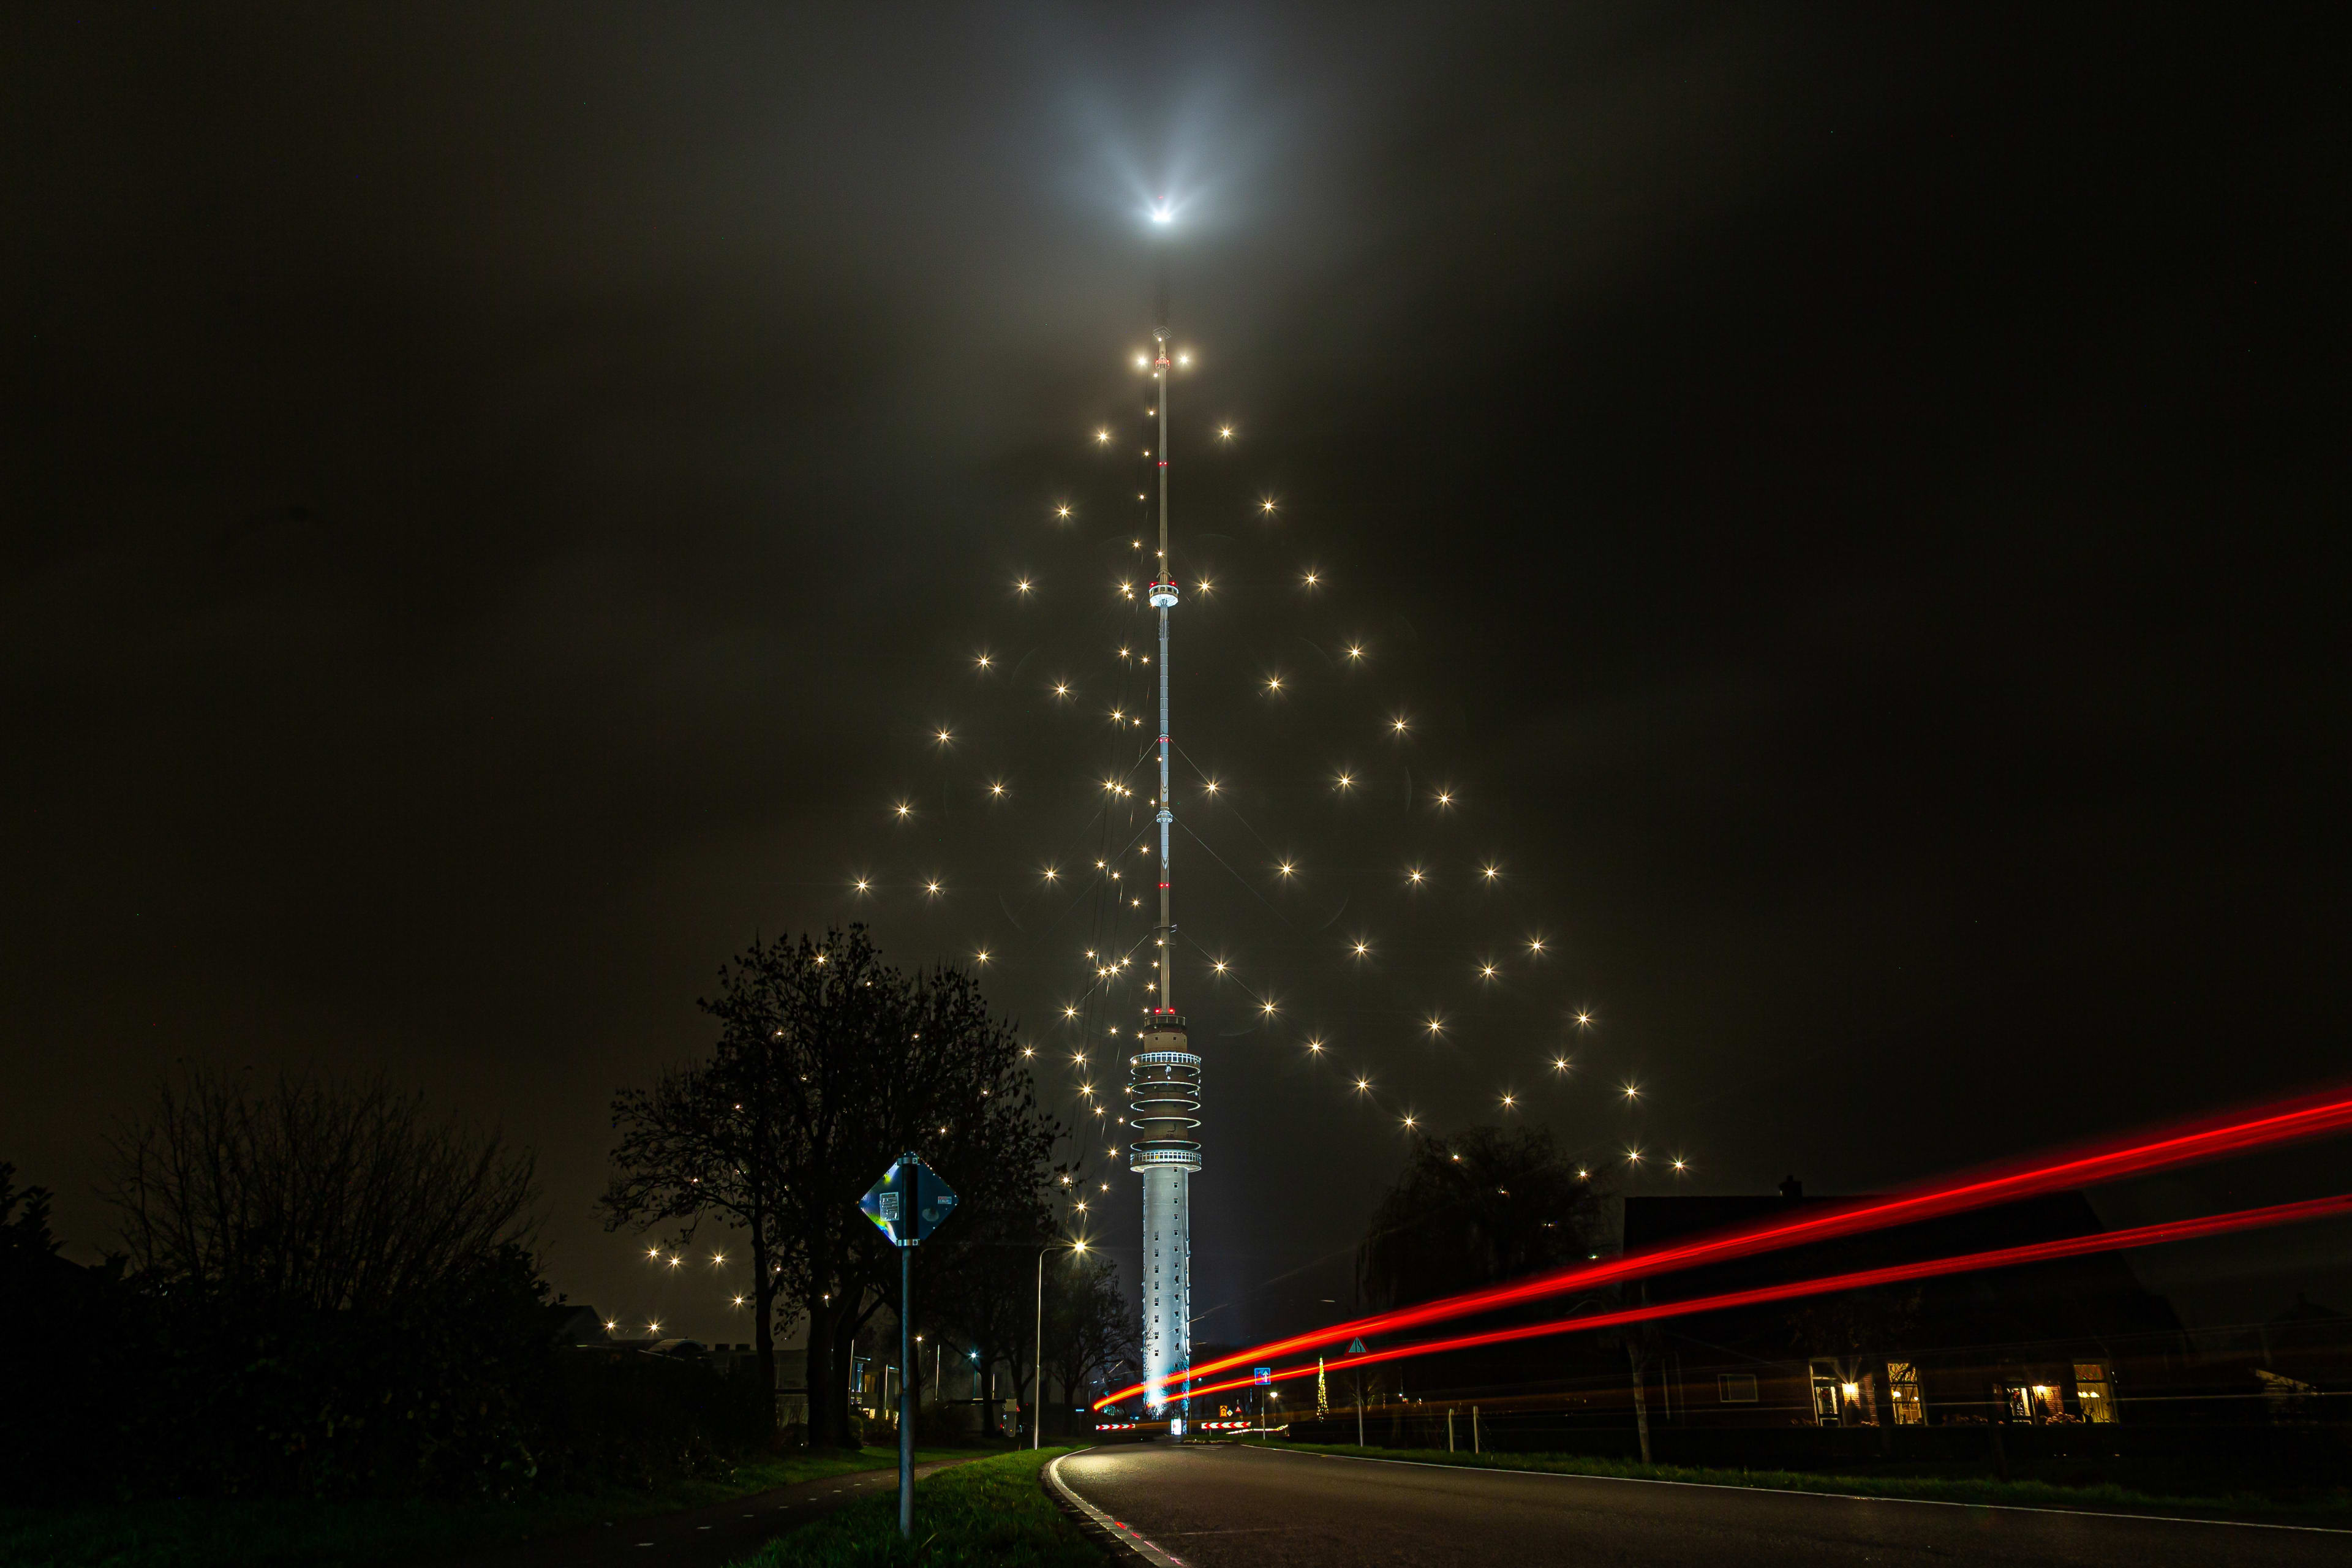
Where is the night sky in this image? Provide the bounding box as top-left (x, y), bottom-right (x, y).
top-left (6, 6), bottom-right (2347, 1348)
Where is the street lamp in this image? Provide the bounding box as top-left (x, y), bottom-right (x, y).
top-left (1033, 1237), bottom-right (1090, 1449)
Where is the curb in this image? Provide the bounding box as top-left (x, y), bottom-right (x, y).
top-left (1041, 1448), bottom-right (1186, 1567)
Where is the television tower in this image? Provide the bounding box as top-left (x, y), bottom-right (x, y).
top-left (1129, 305), bottom-right (1200, 1419)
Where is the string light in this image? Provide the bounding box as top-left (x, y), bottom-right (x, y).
top-left (1346, 644), bottom-right (1365, 660)
top-left (1017, 579), bottom-right (1034, 594)
top-left (1552, 1057), bottom-right (1572, 1073)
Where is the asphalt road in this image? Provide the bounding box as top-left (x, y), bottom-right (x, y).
top-left (1050, 1443), bottom-right (2347, 1568)
top-left (421, 1456), bottom-right (974, 1568)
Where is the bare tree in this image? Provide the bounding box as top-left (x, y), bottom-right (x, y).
top-left (602, 1055), bottom-right (788, 1437)
top-left (104, 1069), bottom-right (537, 1310)
top-left (1043, 1251), bottom-right (1135, 1436)
top-left (1358, 1125), bottom-right (1605, 1311)
top-left (607, 927), bottom-right (1066, 1450)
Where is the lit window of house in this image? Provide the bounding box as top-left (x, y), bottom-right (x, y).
top-left (1887, 1360), bottom-right (1924, 1425)
top-left (2073, 1361), bottom-right (2117, 1423)
top-left (1809, 1361), bottom-right (1844, 1425)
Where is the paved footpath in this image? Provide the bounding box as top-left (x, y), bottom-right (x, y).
top-left (1053, 1442), bottom-right (2350, 1568)
top-left (421, 1457), bottom-right (979, 1568)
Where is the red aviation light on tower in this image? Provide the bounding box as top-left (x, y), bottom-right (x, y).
top-left (1094, 1084), bottom-right (2352, 1409)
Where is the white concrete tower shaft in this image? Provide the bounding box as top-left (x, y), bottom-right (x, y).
top-left (1133, 327), bottom-right (1197, 1418)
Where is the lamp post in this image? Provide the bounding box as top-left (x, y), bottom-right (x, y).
top-left (1033, 1237), bottom-right (1089, 1449)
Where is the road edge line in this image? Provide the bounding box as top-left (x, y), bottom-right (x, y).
top-left (1044, 1447), bottom-right (1189, 1567)
top-left (1245, 1443), bottom-right (2352, 1536)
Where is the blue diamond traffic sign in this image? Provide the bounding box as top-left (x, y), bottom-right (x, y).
top-left (861, 1153), bottom-right (958, 1247)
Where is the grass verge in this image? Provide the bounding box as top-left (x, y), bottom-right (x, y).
top-left (0, 1447), bottom-right (989, 1568)
top-left (727, 1447), bottom-right (1105, 1568)
top-left (1239, 1437), bottom-right (2352, 1523)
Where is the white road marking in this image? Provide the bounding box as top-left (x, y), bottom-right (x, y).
top-left (1263, 1446), bottom-right (2351, 1536)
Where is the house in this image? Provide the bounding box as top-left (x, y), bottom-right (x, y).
top-left (1613, 1182), bottom-right (2187, 1430)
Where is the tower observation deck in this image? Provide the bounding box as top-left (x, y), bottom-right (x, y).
top-left (1128, 1023), bottom-right (1200, 1411)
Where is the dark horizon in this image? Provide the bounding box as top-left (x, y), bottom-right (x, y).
top-left (6, 4), bottom-right (2347, 1351)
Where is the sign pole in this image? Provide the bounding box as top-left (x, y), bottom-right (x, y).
top-left (898, 1240), bottom-right (913, 1537)
top-left (860, 1151), bottom-right (956, 1544)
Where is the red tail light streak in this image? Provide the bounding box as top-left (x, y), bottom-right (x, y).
top-left (1164, 1191), bottom-right (2352, 1409)
top-left (1097, 1087), bottom-right (2352, 1409)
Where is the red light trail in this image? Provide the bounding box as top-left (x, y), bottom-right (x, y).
top-left (1097, 1086), bottom-right (2352, 1408)
top-left (1165, 1191), bottom-right (2352, 1408)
